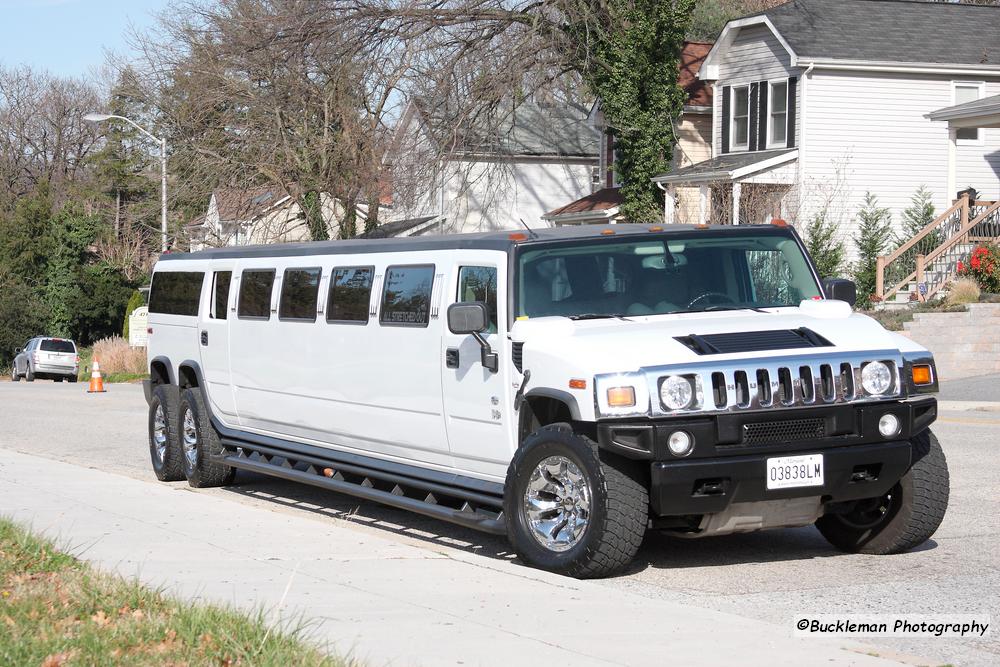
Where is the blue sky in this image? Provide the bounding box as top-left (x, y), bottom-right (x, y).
top-left (0, 0), bottom-right (169, 78)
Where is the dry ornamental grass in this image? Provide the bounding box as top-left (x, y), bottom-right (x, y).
top-left (90, 337), bottom-right (147, 376)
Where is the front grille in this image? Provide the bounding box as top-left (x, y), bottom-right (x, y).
top-left (512, 342), bottom-right (524, 372)
top-left (743, 418), bottom-right (826, 445)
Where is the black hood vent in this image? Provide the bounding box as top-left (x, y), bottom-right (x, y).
top-left (675, 328), bottom-right (834, 356)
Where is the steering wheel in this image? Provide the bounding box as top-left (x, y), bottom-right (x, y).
top-left (686, 291), bottom-right (737, 310)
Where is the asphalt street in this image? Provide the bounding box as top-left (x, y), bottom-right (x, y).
top-left (1, 381), bottom-right (997, 666)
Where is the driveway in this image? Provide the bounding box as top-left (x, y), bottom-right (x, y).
top-left (1, 382), bottom-right (996, 666)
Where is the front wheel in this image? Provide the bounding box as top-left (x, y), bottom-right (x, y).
top-left (503, 425), bottom-right (648, 578)
top-left (816, 429), bottom-right (949, 554)
top-left (179, 388), bottom-right (235, 488)
top-left (11, 365), bottom-right (19, 382)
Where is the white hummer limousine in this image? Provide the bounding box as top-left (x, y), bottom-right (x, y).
top-left (144, 224), bottom-right (948, 578)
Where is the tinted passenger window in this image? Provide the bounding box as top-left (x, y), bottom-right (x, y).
top-left (238, 270), bottom-right (275, 319)
top-left (149, 271), bottom-right (204, 316)
top-left (279, 268), bottom-right (321, 321)
top-left (457, 266), bottom-right (498, 334)
top-left (211, 271), bottom-right (231, 320)
top-left (380, 265), bottom-right (434, 327)
top-left (327, 266), bottom-right (373, 323)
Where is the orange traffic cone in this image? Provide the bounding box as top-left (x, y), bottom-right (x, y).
top-left (87, 358), bottom-right (106, 393)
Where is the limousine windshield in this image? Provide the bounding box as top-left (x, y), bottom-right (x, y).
top-left (516, 229), bottom-right (823, 319)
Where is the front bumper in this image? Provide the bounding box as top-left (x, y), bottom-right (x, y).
top-left (595, 396), bottom-right (936, 517)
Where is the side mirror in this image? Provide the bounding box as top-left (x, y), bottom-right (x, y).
top-left (447, 302), bottom-right (488, 335)
top-left (446, 302), bottom-right (498, 373)
top-left (823, 278), bottom-right (857, 307)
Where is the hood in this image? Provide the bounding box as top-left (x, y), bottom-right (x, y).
top-left (510, 301), bottom-right (922, 376)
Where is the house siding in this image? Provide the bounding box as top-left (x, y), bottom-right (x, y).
top-left (800, 70), bottom-right (1000, 255)
top-left (713, 24), bottom-right (801, 156)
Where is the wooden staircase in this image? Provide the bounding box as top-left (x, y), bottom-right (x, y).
top-left (876, 195), bottom-right (1000, 305)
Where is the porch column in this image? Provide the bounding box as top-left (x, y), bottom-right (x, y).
top-left (698, 184), bottom-right (709, 225)
top-left (731, 181), bottom-right (742, 226)
top-left (947, 127), bottom-right (957, 200)
top-left (664, 184), bottom-right (676, 225)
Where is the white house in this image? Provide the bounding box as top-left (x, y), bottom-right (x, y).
top-left (652, 0), bottom-right (1000, 246)
top-left (388, 100), bottom-right (600, 233)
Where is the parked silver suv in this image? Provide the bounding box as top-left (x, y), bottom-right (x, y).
top-left (11, 337), bottom-right (79, 383)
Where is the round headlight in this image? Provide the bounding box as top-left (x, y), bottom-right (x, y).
top-left (660, 375), bottom-right (694, 410)
top-left (667, 431), bottom-right (694, 457)
top-left (878, 413), bottom-right (900, 437)
top-left (861, 361), bottom-right (892, 395)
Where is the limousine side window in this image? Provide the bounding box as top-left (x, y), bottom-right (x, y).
top-left (380, 265), bottom-right (434, 327)
top-left (210, 271), bottom-right (231, 320)
top-left (457, 266), bottom-right (498, 334)
top-left (279, 267), bottom-right (321, 321)
top-left (238, 269), bottom-right (275, 320)
top-left (149, 271), bottom-right (204, 317)
top-left (327, 266), bottom-right (373, 324)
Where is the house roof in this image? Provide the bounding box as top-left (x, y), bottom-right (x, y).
top-left (652, 148), bottom-right (797, 184)
top-left (543, 188), bottom-right (623, 221)
top-left (680, 42), bottom-right (713, 108)
top-left (410, 99), bottom-right (600, 158)
top-left (756, 0), bottom-right (1000, 67)
top-left (212, 186), bottom-right (291, 222)
top-left (928, 93), bottom-right (1000, 128)
top-left (357, 215), bottom-right (439, 239)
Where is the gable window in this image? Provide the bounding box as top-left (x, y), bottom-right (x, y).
top-left (767, 80), bottom-right (788, 148)
top-left (953, 82), bottom-right (985, 143)
top-left (731, 85), bottom-right (750, 150)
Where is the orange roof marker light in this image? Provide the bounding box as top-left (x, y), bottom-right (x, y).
top-left (648, 226), bottom-right (663, 232)
top-left (508, 232), bottom-right (528, 241)
top-left (771, 218), bottom-right (788, 227)
top-left (601, 229), bottom-right (616, 236)
top-left (568, 378), bottom-right (588, 390)
top-left (694, 223), bottom-right (710, 230)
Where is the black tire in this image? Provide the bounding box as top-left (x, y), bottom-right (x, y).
top-left (148, 384), bottom-right (184, 482)
top-left (504, 424), bottom-right (648, 579)
top-left (179, 387), bottom-right (235, 488)
top-left (816, 429), bottom-right (949, 554)
top-left (25, 365), bottom-right (35, 382)
top-left (11, 365), bottom-right (20, 382)
top-left (55, 376), bottom-right (63, 383)
top-left (68, 375), bottom-right (78, 383)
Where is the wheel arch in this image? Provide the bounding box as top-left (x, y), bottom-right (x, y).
top-left (518, 389), bottom-right (582, 445)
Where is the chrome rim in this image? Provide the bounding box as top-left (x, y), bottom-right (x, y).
top-left (182, 408), bottom-right (198, 469)
top-left (152, 405), bottom-right (167, 461)
top-left (522, 455), bottom-right (592, 552)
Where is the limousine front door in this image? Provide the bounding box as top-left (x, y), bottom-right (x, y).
top-left (441, 263), bottom-right (512, 479)
top-left (198, 266), bottom-right (238, 421)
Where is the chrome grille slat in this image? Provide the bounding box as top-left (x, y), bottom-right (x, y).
top-left (638, 350), bottom-right (904, 417)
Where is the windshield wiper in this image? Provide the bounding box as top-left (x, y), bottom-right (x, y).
top-left (700, 305), bottom-right (768, 313)
top-left (568, 313), bottom-right (631, 321)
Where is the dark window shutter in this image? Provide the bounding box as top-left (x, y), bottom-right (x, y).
top-left (758, 82), bottom-right (769, 149)
top-left (787, 76), bottom-right (798, 148)
top-left (748, 82), bottom-right (759, 151)
top-left (721, 86), bottom-right (731, 154)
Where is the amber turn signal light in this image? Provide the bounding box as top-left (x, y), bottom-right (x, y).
top-left (568, 378), bottom-right (588, 390)
top-left (911, 364), bottom-right (933, 386)
top-left (606, 386), bottom-right (636, 408)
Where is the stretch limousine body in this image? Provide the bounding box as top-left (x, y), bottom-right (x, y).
top-left (144, 224), bottom-right (949, 577)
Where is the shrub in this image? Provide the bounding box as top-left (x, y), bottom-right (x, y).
top-left (91, 336), bottom-right (147, 375)
top-left (122, 290), bottom-right (145, 339)
top-left (945, 278), bottom-right (981, 306)
top-left (957, 244), bottom-right (1000, 293)
top-left (804, 210), bottom-right (845, 279)
top-left (852, 193), bottom-right (894, 309)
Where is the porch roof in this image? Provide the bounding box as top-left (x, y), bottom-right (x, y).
top-left (652, 148), bottom-right (797, 185)
top-left (927, 93), bottom-right (1000, 129)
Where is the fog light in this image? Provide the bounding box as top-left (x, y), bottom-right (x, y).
top-left (878, 413), bottom-right (900, 438)
top-left (660, 375), bottom-right (694, 410)
top-left (667, 431), bottom-right (693, 457)
top-left (862, 361), bottom-right (892, 395)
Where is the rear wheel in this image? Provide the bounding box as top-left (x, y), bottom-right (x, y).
top-left (816, 429), bottom-right (948, 554)
top-left (68, 375), bottom-right (78, 383)
top-left (55, 377), bottom-right (63, 383)
top-left (25, 365), bottom-right (34, 382)
top-left (148, 384), bottom-right (184, 481)
top-left (504, 424), bottom-right (648, 578)
top-left (179, 387), bottom-right (235, 488)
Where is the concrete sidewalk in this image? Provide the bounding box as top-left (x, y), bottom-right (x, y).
top-left (0, 450), bottom-right (906, 667)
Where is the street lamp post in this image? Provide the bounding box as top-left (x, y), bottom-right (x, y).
top-left (84, 112), bottom-right (169, 253)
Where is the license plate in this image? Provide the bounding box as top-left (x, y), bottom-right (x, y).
top-left (766, 454), bottom-right (824, 490)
